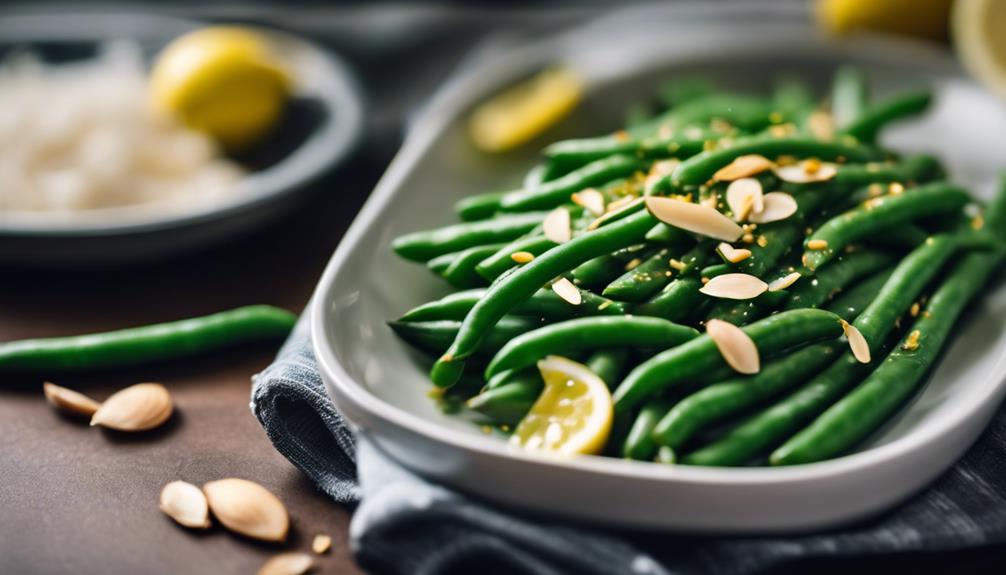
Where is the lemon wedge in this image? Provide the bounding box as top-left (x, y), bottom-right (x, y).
top-left (953, 0), bottom-right (1006, 99)
top-left (149, 26), bottom-right (290, 151)
top-left (816, 0), bottom-right (951, 41)
top-left (468, 67), bottom-right (582, 153)
top-left (510, 355), bottom-right (612, 456)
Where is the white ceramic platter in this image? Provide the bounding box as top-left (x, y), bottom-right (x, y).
top-left (313, 4), bottom-right (1006, 532)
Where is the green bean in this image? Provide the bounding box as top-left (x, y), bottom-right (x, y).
top-left (868, 225), bottom-right (929, 249)
top-left (393, 211), bottom-right (547, 262)
top-left (634, 278), bottom-right (706, 322)
top-left (803, 184), bottom-right (970, 270)
top-left (571, 243), bottom-right (649, 288)
top-left (585, 349), bottom-right (630, 388)
top-left (544, 133), bottom-right (706, 170)
top-left (603, 248), bottom-right (674, 302)
top-left (833, 154), bottom-right (943, 190)
top-left (681, 270), bottom-right (894, 466)
top-left (644, 223), bottom-right (692, 244)
top-left (485, 316), bottom-right (699, 379)
top-left (655, 274), bottom-right (879, 451)
top-left (613, 309), bottom-right (846, 411)
top-left (0, 305), bottom-right (296, 373)
top-left (784, 250), bottom-right (894, 310)
top-left (831, 66), bottom-right (869, 128)
top-left (772, 76), bottom-right (815, 126)
top-left (671, 135), bottom-right (883, 187)
top-left (467, 376), bottom-right (542, 424)
top-left (389, 316), bottom-right (542, 357)
top-left (840, 90), bottom-right (932, 142)
top-left (441, 243), bottom-right (505, 288)
top-left (430, 210), bottom-right (656, 387)
top-left (772, 249), bottom-right (998, 465)
top-left (426, 252), bottom-right (456, 275)
top-left (623, 398), bottom-right (675, 460)
top-left (498, 155), bottom-right (642, 212)
top-left (476, 234), bottom-right (555, 280)
top-left (455, 191), bottom-right (506, 222)
top-left (704, 289), bottom-right (792, 326)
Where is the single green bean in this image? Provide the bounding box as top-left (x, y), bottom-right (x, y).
top-left (585, 349), bottom-right (630, 388)
top-left (613, 309), bottom-right (846, 411)
top-left (393, 211), bottom-right (547, 262)
top-left (498, 155), bottom-right (642, 212)
top-left (441, 243), bottom-right (505, 288)
top-left (603, 248), bottom-right (674, 302)
top-left (389, 316), bottom-right (542, 357)
top-left (840, 91), bottom-right (932, 143)
top-left (803, 183), bottom-right (970, 270)
top-left (623, 398), bottom-right (675, 460)
top-left (0, 305), bottom-right (296, 372)
top-left (455, 191), bottom-right (506, 222)
top-left (485, 316), bottom-right (699, 379)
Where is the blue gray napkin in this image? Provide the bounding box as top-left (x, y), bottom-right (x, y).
top-left (251, 312), bottom-right (1006, 575)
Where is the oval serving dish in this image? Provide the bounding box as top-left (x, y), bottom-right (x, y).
top-left (313, 5), bottom-right (1006, 532)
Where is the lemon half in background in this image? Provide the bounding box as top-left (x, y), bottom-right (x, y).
top-left (149, 26), bottom-right (291, 151)
top-left (953, 0), bottom-right (1006, 100)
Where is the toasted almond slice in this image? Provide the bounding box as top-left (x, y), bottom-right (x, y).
top-left (747, 192), bottom-right (798, 224)
top-left (510, 251), bottom-right (534, 264)
top-left (551, 277), bottom-right (582, 305)
top-left (542, 207), bottom-right (571, 243)
top-left (90, 383), bottom-right (172, 432)
top-left (43, 382), bottom-right (101, 418)
top-left (768, 271), bottom-right (801, 292)
top-left (204, 478), bottom-right (289, 543)
top-left (668, 258), bottom-right (686, 271)
top-left (644, 196), bottom-right (743, 242)
top-left (807, 239), bottom-right (829, 250)
top-left (699, 273), bottom-right (768, 300)
top-left (725, 178), bottom-right (763, 221)
top-left (605, 195), bottom-right (636, 213)
top-left (773, 160), bottom-right (838, 184)
top-left (716, 243), bottom-right (752, 264)
top-left (257, 553), bottom-right (314, 575)
top-left (842, 320), bottom-right (871, 363)
top-left (807, 110), bottom-right (835, 140)
top-left (312, 534), bottom-right (333, 555)
top-left (572, 188), bottom-right (605, 216)
top-left (706, 319), bottom-right (760, 374)
top-left (160, 481), bottom-right (211, 529)
top-left (713, 154), bottom-right (775, 181)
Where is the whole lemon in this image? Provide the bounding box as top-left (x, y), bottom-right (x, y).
top-left (149, 26), bottom-right (290, 151)
top-left (817, 0), bottom-right (953, 41)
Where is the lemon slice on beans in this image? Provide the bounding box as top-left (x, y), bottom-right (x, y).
top-left (510, 355), bottom-right (612, 456)
top-left (149, 26), bottom-right (290, 151)
top-left (468, 67), bottom-right (582, 153)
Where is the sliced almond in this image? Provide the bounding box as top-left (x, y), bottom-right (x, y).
top-left (773, 160), bottom-right (838, 184)
top-left (748, 192), bottom-right (798, 224)
top-left (257, 553), bottom-right (314, 575)
top-left (644, 196), bottom-right (743, 242)
top-left (43, 382), bottom-right (101, 418)
top-left (203, 478), bottom-right (289, 543)
top-left (90, 383), bottom-right (172, 432)
top-left (551, 277), bottom-right (582, 305)
top-left (572, 189), bottom-right (605, 216)
top-left (712, 154), bottom-right (775, 182)
top-left (160, 481), bottom-right (211, 529)
top-left (725, 178), bottom-right (764, 221)
top-left (312, 534), bottom-right (333, 555)
top-left (699, 273), bottom-right (768, 300)
top-left (768, 271), bottom-right (801, 292)
top-left (542, 207), bottom-right (571, 243)
top-left (841, 320), bottom-right (871, 363)
top-left (716, 243), bottom-right (752, 264)
top-left (706, 319), bottom-right (760, 374)
top-left (807, 239), bottom-right (829, 251)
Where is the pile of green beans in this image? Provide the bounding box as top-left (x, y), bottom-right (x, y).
top-left (389, 69), bottom-right (1006, 466)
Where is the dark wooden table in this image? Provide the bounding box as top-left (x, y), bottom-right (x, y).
top-left (0, 152), bottom-right (385, 574)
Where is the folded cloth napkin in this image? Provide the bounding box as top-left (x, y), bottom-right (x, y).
top-left (252, 312), bottom-right (1006, 575)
